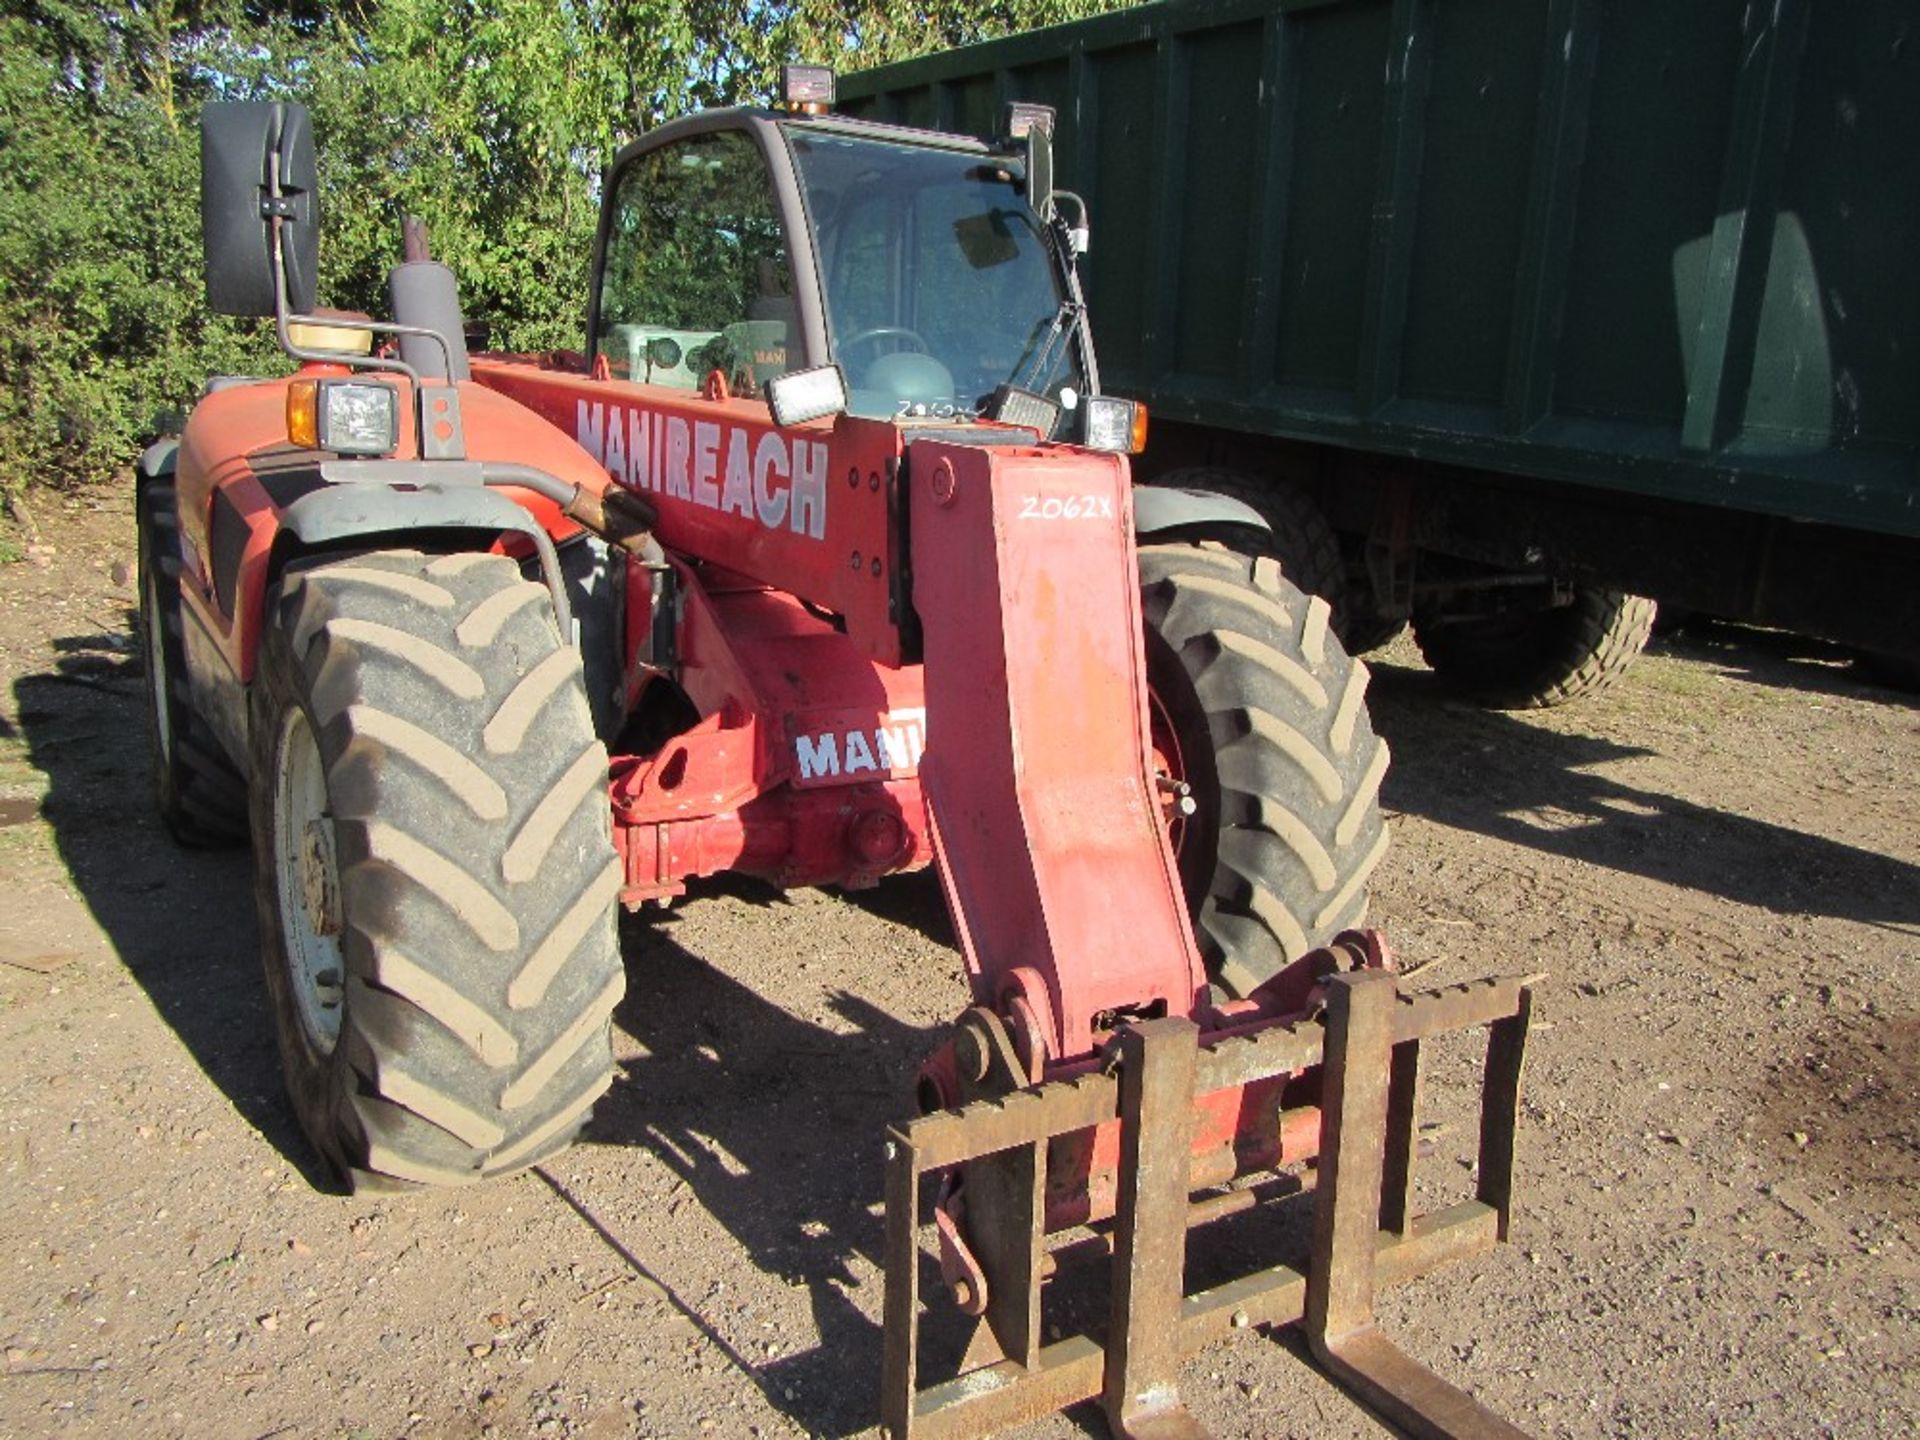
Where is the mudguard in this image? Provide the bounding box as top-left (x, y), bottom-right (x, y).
top-left (280, 472), bottom-right (554, 551)
top-left (137, 436), bottom-right (179, 485)
top-left (1131, 484), bottom-right (1270, 538)
top-left (278, 476), bottom-right (572, 634)
top-left (182, 473), bottom-right (577, 774)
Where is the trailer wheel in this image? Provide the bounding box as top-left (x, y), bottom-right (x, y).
top-left (1412, 588), bottom-right (1656, 709)
top-left (137, 481), bottom-right (248, 845)
top-left (1340, 613), bottom-right (1409, 656)
top-left (1140, 543), bottom-right (1390, 998)
top-left (1151, 467), bottom-right (1346, 623)
top-left (250, 550), bottom-right (625, 1191)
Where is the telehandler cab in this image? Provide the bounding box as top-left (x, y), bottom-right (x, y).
top-left (141, 70), bottom-right (1539, 1438)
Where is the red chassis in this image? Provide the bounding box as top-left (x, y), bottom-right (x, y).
top-left (160, 323), bottom-right (1533, 1440)
top-left (478, 354), bottom-right (1203, 1069)
top-left (154, 347), bottom-right (1195, 1062)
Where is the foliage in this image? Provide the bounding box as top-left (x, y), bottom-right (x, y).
top-left (296, 0), bottom-right (629, 353)
top-left (777, 1), bottom-right (1125, 71)
top-left (0, 5), bottom-right (281, 497)
top-left (0, 0), bottom-right (1132, 496)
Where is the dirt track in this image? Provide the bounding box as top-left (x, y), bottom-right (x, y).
top-left (0, 488), bottom-right (1914, 1439)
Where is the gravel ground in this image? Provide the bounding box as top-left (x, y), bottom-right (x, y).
top-left (0, 487), bottom-right (1913, 1439)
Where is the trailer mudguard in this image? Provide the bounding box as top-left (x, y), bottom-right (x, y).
top-left (1131, 484), bottom-right (1270, 538)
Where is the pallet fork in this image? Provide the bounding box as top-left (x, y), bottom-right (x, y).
top-left (882, 968), bottom-right (1535, 1438)
top-left (885, 441), bottom-right (1537, 1437)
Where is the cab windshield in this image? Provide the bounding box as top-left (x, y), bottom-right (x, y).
top-left (785, 129), bottom-right (1084, 424)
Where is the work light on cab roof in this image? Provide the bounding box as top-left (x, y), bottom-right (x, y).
top-left (780, 63), bottom-right (834, 113)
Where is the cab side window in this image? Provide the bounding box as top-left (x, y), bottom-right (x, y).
top-left (596, 131), bottom-right (797, 394)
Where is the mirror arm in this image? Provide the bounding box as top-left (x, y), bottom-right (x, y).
top-left (1010, 112), bottom-right (1100, 399)
top-left (263, 147), bottom-right (465, 462)
top-left (1047, 212), bottom-right (1102, 397)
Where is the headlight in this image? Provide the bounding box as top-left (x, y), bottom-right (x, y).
top-left (1081, 395), bottom-right (1147, 455)
top-left (987, 384), bottom-right (1062, 437)
top-left (287, 378), bottom-right (400, 456)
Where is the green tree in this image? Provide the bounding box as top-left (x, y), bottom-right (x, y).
top-left (296, 0), bottom-right (630, 350)
top-left (0, 3), bottom-right (280, 498)
top-left (0, 0), bottom-right (1134, 507)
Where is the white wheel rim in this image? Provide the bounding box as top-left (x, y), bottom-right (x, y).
top-left (142, 567), bottom-right (174, 760)
top-left (272, 708), bottom-right (344, 1054)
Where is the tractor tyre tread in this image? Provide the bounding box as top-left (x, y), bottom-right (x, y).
top-left (1140, 543), bottom-right (1390, 998)
top-left (251, 551), bottom-right (624, 1192)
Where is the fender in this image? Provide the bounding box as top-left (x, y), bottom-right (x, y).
top-left (137, 436), bottom-right (179, 486)
top-left (182, 470), bottom-right (576, 783)
top-left (278, 471), bottom-right (571, 632)
top-left (1130, 484), bottom-right (1271, 538)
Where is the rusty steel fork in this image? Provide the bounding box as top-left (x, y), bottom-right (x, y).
top-left (1306, 970), bottom-right (1533, 1440)
top-left (880, 970), bottom-right (1538, 1440)
top-left (1103, 1019), bottom-right (1205, 1438)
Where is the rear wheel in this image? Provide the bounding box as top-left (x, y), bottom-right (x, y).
top-left (1412, 588), bottom-right (1656, 709)
top-left (1139, 543), bottom-right (1391, 997)
top-left (250, 550), bottom-right (625, 1190)
top-left (137, 480), bottom-right (247, 845)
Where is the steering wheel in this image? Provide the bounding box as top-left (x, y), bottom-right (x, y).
top-left (837, 327), bottom-right (931, 365)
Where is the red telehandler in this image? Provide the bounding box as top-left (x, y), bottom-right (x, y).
top-left (142, 74), bottom-right (1538, 1438)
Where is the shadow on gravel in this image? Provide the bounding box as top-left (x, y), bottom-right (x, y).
top-left (10, 635), bottom-right (318, 1183)
top-left (549, 903), bottom-right (1089, 1438)
top-left (838, 865), bottom-right (955, 944)
top-left (1659, 618), bottom-right (1918, 702)
top-left (1367, 658), bottom-right (1920, 929)
top-left (681, 851), bottom-right (960, 949)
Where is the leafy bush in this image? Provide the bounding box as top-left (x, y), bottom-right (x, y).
top-left (0, 12), bottom-right (282, 500)
top-left (0, 0), bottom-right (1129, 499)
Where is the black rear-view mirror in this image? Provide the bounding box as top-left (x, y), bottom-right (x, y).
top-left (201, 101), bottom-right (319, 316)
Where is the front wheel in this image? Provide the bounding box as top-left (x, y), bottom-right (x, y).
top-left (1149, 466), bottom-right (1346, 624)
top-left (1140, 543), bottom-right (1391, 997)
top-left (251, 550), bottom-right (625, 1190)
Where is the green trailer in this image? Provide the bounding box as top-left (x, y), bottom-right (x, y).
top-left (842, 0), bottom-right (1919, 701)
